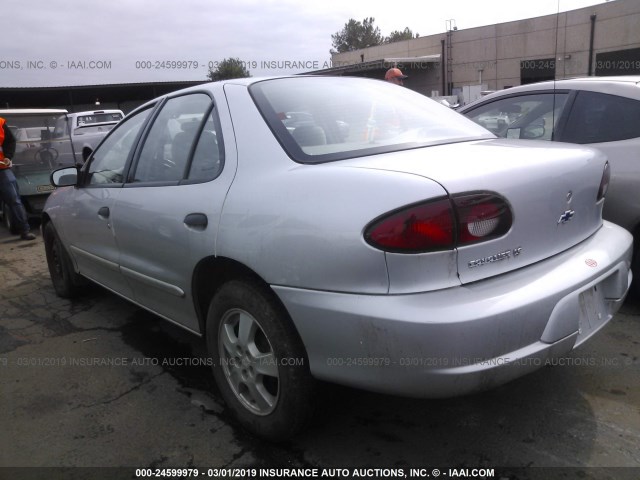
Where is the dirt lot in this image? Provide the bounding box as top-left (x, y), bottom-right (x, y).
top-left (1, 227), bottom-right (639, 479)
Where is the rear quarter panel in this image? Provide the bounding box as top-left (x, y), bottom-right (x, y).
top-left (218, 84), bottom-right (454, 294)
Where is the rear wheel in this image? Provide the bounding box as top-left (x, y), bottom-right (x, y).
top-left (206, 280), bottom-right (316, 441)
top-left (43, 222), bottom-right (84, 298)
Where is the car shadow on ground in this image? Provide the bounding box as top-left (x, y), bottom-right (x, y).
top-left (114, 291), bottom-right (634, 470)
top-left (2, 244), bottom-right (637, 471)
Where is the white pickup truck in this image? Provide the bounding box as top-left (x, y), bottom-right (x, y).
top-left (67, 109), bottom-right (124, 162)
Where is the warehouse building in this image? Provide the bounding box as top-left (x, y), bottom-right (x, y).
top-left (312, 0), bottom-right (640, 105)
top-left (0, 81), bottom-right (204, 114)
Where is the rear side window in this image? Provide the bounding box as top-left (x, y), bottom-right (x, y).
top-left (562, 91), bottom-right (640, 144)
top-left (188, 113), bottom-right (224, 181)
top-left (464, 93), bottom-right (568, 140)
top-left (132, 93), bottom-right (211, 183)
top-left (76, 112), bottom-right (123, 126)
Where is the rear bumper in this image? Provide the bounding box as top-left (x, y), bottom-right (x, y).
top-left (274, 221), bottom-right (633, 398)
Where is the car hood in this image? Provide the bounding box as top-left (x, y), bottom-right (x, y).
top-left (338, 138), bottom-right (606, 285)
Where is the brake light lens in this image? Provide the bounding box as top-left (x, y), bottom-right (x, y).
top-left (365, 199), bottom-right (454, 252)
top-left (454, 194), bottom-right (512, 245)
top-left (597, 161), bottom-right (610, 202)
top-left (365, 193), bottom-right (512, 253)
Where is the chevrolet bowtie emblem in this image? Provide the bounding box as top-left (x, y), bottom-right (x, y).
top-left (558, 209), bottom-right (575, 224)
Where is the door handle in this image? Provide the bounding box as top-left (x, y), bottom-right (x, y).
top-left (98, 206), bottom-right (110, 218)
top-left (184, 213), bottom-right (208, 230)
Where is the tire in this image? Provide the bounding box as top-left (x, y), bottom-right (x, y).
top-left (206, 280), bottom-right (316, 441)
top-left (43, 222), bottom-right (84, 298)
top-left (2, 202), bottom-right (20, 235)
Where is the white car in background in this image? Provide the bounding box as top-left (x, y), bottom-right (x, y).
top-left (459, 76), bottom-right (640, 294)
top-left (67, 109), bottom-right (124, 162)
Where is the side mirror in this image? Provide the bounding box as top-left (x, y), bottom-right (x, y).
top-left (507, 121), bottom-right (546, 140)
top-left (521, 121), bottom-right (546, 139)
top-left (51, 166), bottom-right (78, 187)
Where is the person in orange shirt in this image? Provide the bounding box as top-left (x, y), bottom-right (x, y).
top-left (364, 69), bottom-right (408, 142)
top-left (0, 117), bottom-right (36, 240)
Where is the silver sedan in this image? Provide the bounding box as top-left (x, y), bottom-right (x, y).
top-left (43, 76), bottom-right (633, 441)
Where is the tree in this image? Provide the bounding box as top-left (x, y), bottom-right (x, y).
top-left (386, 27), bottom-right (418, 44)
top-left (330, 17), bottom-right (383, 54)
top-left (207, 57), bottom-right (251, 81)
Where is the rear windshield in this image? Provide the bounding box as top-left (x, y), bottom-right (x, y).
top-left (76, 112), bottom-right (123, 127)
top-left (4, 112), bottom-right (76, 172)
top-left (250, 77), bottom-right (494, 163)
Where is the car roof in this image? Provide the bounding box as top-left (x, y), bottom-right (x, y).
top-left (460, 76), bottom-right (640, 111)
top-left (127, 75), bottom-right (355, 117)
top-left (564, 75), bottom-right (640, 84)
top-left (515, 76), bottom-right (640, 89)
top-left (67, 110), bottom-right (124, 116)
top-left (0, 109), bottom-right (68, 115)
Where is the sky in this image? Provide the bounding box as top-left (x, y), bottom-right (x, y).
top-left (2, 0), bottom-right (612, 87)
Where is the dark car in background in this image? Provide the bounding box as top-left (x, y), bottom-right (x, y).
top-left (0, 109), bottom-right (76, 232)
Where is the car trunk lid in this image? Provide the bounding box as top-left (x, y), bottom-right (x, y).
top-left (341, 139), bottom-right (606, 285)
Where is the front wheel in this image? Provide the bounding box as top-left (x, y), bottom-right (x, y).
top-left (206, 280), bottom-right (316, 441)
top-left (43, 222), bottom-right (84, 298)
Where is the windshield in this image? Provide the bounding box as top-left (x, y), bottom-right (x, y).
top-left (4, 112), bottom-right (76, 173)
top-left (250, 77), bottom-right (494, 163)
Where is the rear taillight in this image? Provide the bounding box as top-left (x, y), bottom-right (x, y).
top-left (365, 193), bottom-right (512, 253)
top-left (454, 193), bottom-right (512, 246)
top-left (597, 161), bottom-right (610, 202)
top-left (364, 198), bottom-right (454, 252)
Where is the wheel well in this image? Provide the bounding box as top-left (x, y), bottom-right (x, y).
top-left (41, 214), bottom-right (55, 238)
top-left (633, 223), bottom-right (640, 243)
top-left (632, 223), bottom-right (640, 262)
top-left (192, 257), bottom-right (287, 335)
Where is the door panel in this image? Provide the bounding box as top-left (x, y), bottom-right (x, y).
top-left (66, 106), bottom-right (153, 296)
top-left (67, 187), bottom-right (132, 296)
top-left (112, 93), bottom-right (233, 332)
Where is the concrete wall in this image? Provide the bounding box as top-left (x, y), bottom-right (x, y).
top-left (329, 0), bottom-right (640, 100)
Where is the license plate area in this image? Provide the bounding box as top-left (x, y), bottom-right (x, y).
top-left (576, 284), bottom-right (610, 347)
top-left (36, 184), bottom-right (56, 193)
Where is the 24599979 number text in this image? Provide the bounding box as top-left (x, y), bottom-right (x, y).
top-left (135, 468), bottom-right (259, 477)
top-left (135, 61), bottom-right (200, 70)
top-left (326, 357), bottom-right (391, 367)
